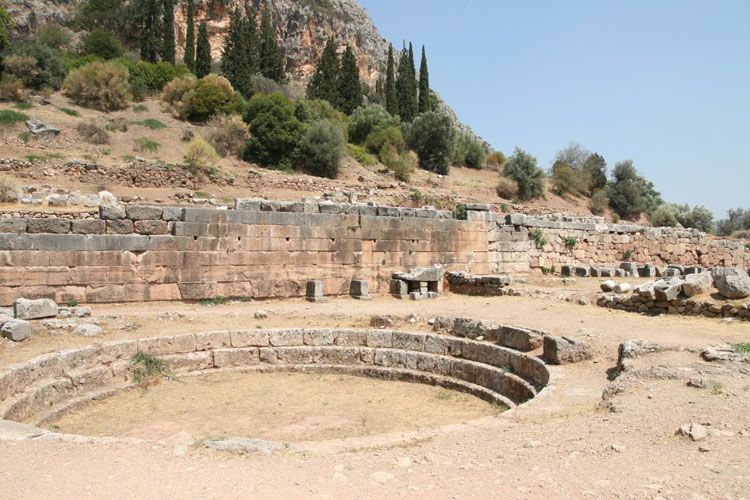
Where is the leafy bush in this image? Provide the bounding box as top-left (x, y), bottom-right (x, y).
top-left (378, 141), bottom-right (399, 166)
top-left (132, 118), bottom-right (166, 130)
top-left (184, 137), bottom-right (219, 171)
top-left (346, 143), bottom-right (377, 165)
top-left (550, 160), bottom-right (586, 196)
top-left (8, 41), bottom-right (66, 90)
top-left (650, 203), bottom-right (715, 232)
top-left (0, 76), bottom-right (29, 102)
top-left (294, 99), bottom-right (348, 128)
top-left (161, 75), bottom-right (196, 119)
top-left (529, 228), bottom-right (548, 248)
top-left (562, 236), bottom-right (577, 249)
top-left (188, 74), bottom-right (235, 121)
top-left (2, 55), bottom-right (39, 88)
top-left (589, 188), bottom-right (609, 215)
top-left (607, 160), bottom-right (662, 220)
top-left (62, 62), bottom-right (132, 111)
top-left (76, 120), bottom-right (110, 144)
top-left (60, 53), bottom-right (103, 71)
top-left (247, 74), bottom-right (298, 99)
top-left (299, 119), bottom-right (345, 179)
top-left (407, 111), bottom-right (457, 175)
top-left (36, 23), bottom-right (73, 50)
top-left (204, 114), bottom-right (249, 156)
top-left (134, 137), bottom-right (160, 152)
top-left (242, 92), bottom-right (304, 170)
top-left (364, 125), bottom-right (404, 156)
top-left (453, 133), bottom-right (486, 168)
top-left (106, 116), bottom-right (128, 132)
top-left (503, 148), bottom-right (545, 200)
top-left (347, 105), bottom-right (399, 145)
top-left (82, 29), bottom-right (124, 59)
top-left (0, 109), bottom-right (29, 125)
top-left (60, 107), bottom-right (80, 117)
top-left (486, 151), bottom-right (507, 168)
top-left (126, 61), bottom-right (190, 101)
top-left (650, 204), bottom-right (678, 227)
top-left (388, 150), bottom-right (417, 182)
top-left (496, 176), bottom-right (519, 200)
top-left (716, 208), bottom-right (750, 236)
top-left (0, 173), bottom-right (18, 202)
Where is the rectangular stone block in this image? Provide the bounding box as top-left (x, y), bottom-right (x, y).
top-left (137, 334), bottom-right (196, 355)
top-left (161, 207), bottom-right (185, 221)
top-left (194, 331), bottom-right (231, 351)
top-left (27, 219), bottom-right (70, 234)
top-left (0, 219), bottom-right (27, 233)
top-left (134, 220), bottom-right (169, 235)
top-left (269, 329), bottom-right (303, 347)
top-left (367, 330), bottom-right (392, 348)
top-left (213, 348), bottom-right (260, 368)
top-left (107, 219), bottom-right (134, 234)
top-left (230, 329), bottom-right (269, 349)
top-left (306, 280), bottom-right (325, 302)
top-left (349, 279), bottom-right (369, 299)
top-left (71, 219), bottom-right (105, 234)
top-left (126, 205), bottom-right (164, 221)
top-left (392, 332), bottom-right (426, 351)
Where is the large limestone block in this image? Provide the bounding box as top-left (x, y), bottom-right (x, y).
top-left (14, 298), bottom-right (58, 320)
top-left (682, 272), bottom-right (713, 298)
top-left (1, 319), bottom-right (31, 341)
top-left (716, 271), bottom-right (750, 299)
top-left (543, 336), bottom-right (592, 365)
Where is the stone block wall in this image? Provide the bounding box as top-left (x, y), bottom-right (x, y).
top-left (0, 202), bottom-right (493, 306)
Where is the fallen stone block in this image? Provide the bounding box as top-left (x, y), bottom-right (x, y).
top-left (74, 324), bottom-right (103, 337)
top-left (613, 283), bottom-right (632, 294)
top-left (654, 280), bottom-right (682, 301)
top-left (26, 119), bottom-right (60, 137)
top-left (350, 280), bottom-right (370, 300)
top-left (600, 280), bottom-right (616, 292)
top-left (370, 315), bottom-right (396, 328)
top-left (715, 271), bottom-right (750, 299)
top-left (306, 280), bottom-right (326, 303)
top-left (499, 325), bottom-right (544, 351)
top-left (543, 336), bottom-right (592, 365)
top-left (1, 319), bottom-right (31, 342)
top-left (682, 272), bottom-right (713, 297)
top-left (14, 298), bottom-right (58, 320)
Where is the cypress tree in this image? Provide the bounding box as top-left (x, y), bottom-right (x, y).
top-left (183, 0), bottom-right (195, 71)
top-left (306, 36), bottom-right (339, 104)
top-left (221, 9), bottom-right (245, 89)
top-left (161, 0), bottom-right (176, 63)
top-left (395, 46), bottom-right (417, 122)
top-left (418, 45), bottom-right (432, 113)
top-left (407, 42), bottom-right (418, 117)
top-left (259, 7), bottom-right (285, 82)
top-left (194, 20), bottom-right (211, 78)
top-left (242, 6), bottom-right (259, 75)
top-left (140, 0), bottom-right (162, 63)
top-left (384, 44), bottom-right (398, 116)
top-left (336, 44), bottom-right (362, 114)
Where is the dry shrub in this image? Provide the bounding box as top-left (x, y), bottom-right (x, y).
top-left (486, 151), bottom-right (507, 168)
top-left (589, 188), bottom-right (609, 215)
top-left (389, 151), bottom-right (417, 182)
top-left (107, 117), bottom-right (128, 132)
top-left (62, 62), bottom-right (132, 111)
top-left (161, 75), bottom-right (196, 120)
top-left (0, 76), bottom-right (30, 102)
top-left (76, 120), bottom-right (110, 145)
top-left (204, 114), bottom-right (249, 156)
top-left (0, 174), bottom-right (19, 202)
top-left (2, 55), bottom-right (38, 88)
top-left (496, 176), bottom-right (519, 200)
top-left (184, 137), bottom-right (219, 171)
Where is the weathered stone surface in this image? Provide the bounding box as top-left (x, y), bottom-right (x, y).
top-left (715, 271), bottom-right (750, 299)
top-left (26, 119), bottom-right (60, 137)
top-left (499, 326), bottom-right (544, 351)
top-left (127, 205), bottom-right (164, 220)
top-left (452, 318), bottom-right (497, 340)
top-left (26, 219), bottom-right (70, 234)
top-left (654, 279), bottom-right (682, 301)
top-left (134, 220), bottom-right (169, 235)
top-left (0, 219), bottom-right (27, 233)
top-left (306, 280), bottom-right (325, 302)
top-left (600, 280), bottom-right (616, 292)
top-left (614, 283), bottom-right (632, 294)
top-left (106, 219), bottom-right (134, 234)
top-left (635, 281), bottom-right (656, 300)
top-left (369, 315), bottom-right (395, 328)
top-left (14, 298), bottom-right (58, 320)
top-left (390, 279), bottom-right (409, 298)
top-left (350, 279), bottom-right (369, 299)
top-left (74, 324), bottom-right (103, 337)
top-left (682, 272), bottom-right (713, 298)
top-left (71, 219), bottom-right (106, 234)
top-left (676, 423), bottom-right (707, 441)
top-left (100, 204), bottom-right (127, 220)
top-left (543, 336), bottom-right (592, 364)
top-left (1, 319), bottom-right (31, 341)
top-left (161, 207), bottom-right (185, 221)
top-left (619, 262), bottom-right (637, 276)
top-left (394, 266), bottom-right (444, 282)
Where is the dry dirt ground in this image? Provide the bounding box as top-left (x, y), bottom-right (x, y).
top-left (1, 291), bottom-right (749, 499)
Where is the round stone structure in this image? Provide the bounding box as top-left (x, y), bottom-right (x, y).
top-left (0, 329), bottom-right (550, 436)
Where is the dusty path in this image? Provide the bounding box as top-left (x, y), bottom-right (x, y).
top-left (1, 294), bottom-right (749, 499)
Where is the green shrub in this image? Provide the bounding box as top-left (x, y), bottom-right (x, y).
top-left (623, 249), bottom-right (632, 261)
top-left (132, 118), bottom-right (166, 130)
top-left (82, 29), bottom-right (124, 59)
top-left (132, 104), bottom-right (147, 113)
top-left (60, 53), bottom-right (103, 71)
top-left (18, 131), bottom-right (31, 143)
top-left (135, 137), bottom-right (160, 152)
top-left (0, 173), bottom-right (18, 202)
top-left (126, 61), bottom-right (190, 101)
top-left (388, 150), bottom-right (417, 182)
top-left (2, 55), bottom-right (39, 88)
top-left (62, 62), bottom-right (132, 111)
top-left (407, 111), bottom-right (457, 175)
top-left (453, 133), bottom-right (486, 168)
top-left (242, 92), bottom-right (304, 170)
top-left (529, 228), bottom-right (548, 248)
top-left (563, 236), bottom-right (577, 249)
top-left (0, 6), bottom-right (12, 55)
top-left (608, 160), bottom-right (662, 220)
top-left (0, 109), bottom-right (29, 126)
top-left (550, 160), bottom-right (586, 196)
top-left (346, 144), bottom-right (377, 165)
top-left (588, 189), bottom-right (608, 215)
top-left (15, 102), bottom-right (32, 110)
top-left (36, 23), bottom-right (73, 50)
top-left (60, 107), bottom-right (80, 117)
top-left (454, 204), bottom-right (468, 220)
top-left (299, 120), bottom-right (345, 179)
top-left (161, 75), bottom-right (196, 119)
top-left (8, 41), bottom-right (66, 90)
top-left (130, 351), bottom-right (175, 385)
top-left (650, 204), bottom-right (678, 227)
top-left (184, 137), bottom-right (219, 171)
top-left (503, 148), bottom-right (545, 200)
top-left (364, 124), bottom-right (404, 155)
top-left (0, 76), bottom-right (29, 103)
top-left (188, 74), bottom-right (235, 121)
top-left (294, 99), bottom-right (348, 128)
top-left (347, 105), bottom-right (399, 145)
top-left (378, 141), bottom-right (399, 166)
top-left (76, 120), bottom-right (110, 144)
top-left (205, 114), bottom-right (249, 156)
top-left (496, 176), bottom-right (519, 200)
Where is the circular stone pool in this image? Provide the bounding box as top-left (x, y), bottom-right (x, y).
top-left (47, 371), bottom-right (504, 442)
top-left (0, 328), bottom-right (550, 448)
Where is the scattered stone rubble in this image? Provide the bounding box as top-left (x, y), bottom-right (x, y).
top-left (0, 298), bottom-right (97, 342)
top-left (445, 272), bottom-right (511, 296)
top-left (391, 267), bottom-right (443, 301)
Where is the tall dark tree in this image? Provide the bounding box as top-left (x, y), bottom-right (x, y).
top-left (160, 0), bottom-right (176, 63)
top-left (384, 44), bottom-right (398, 116)
top-left (582, 153), bottom-right (608, 194)
top-left (258, 7), bottom-right (285, 82)
top-left (242, 6), bottom-right (259, 75)
top-left (396, 45), bottom-right (417, 122)
top-left (418, 45), bottom-right (432, 113)
top-left (183, 0), bottom-right (195, 70)
top-left (221, 9), bottom-right (246, 89)
top-left (194, 20), bottom-right (211, 78)
top-left (336, 44), bottom-right (362, 114)
top-left (139, 0), bottom-right (162, 62)
top-left (306, 37), bottom-right (339, 103)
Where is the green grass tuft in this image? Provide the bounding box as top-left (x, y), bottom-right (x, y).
top-left (529, 228), bottom-right (548, 248)
top-left (60, 107), bottom-right (80, 117)
top-left (563, 236), bottom-right (577, 249)
top-left (135, 137), bottom-right (160, 152)
top-left (132, 104), bottom-right (148, 113)
top-left (731, 343), bottom-right (750, 354)
top-left (17, 131), bottom-right (31, 144)
top-left (199, 297), bottom-right (228, 306)
top-left (24, 153), bottom-right (65, 164)
top-left (346, 143), bottom-right (378, 165)
top-left (14, 102), bottom-right (33, 110)
top-left (132, 118), bottom-right (166, 130)
top-left (130, 351), bottom-right (176, 385)
top-left (0, 110), bottom-right (30, 126)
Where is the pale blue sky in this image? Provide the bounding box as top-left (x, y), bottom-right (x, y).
top-left (358, 0), bottom-right (749, 217)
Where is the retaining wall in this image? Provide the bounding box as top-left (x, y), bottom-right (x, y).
top-left (0, 329), bottom-right (550, 426)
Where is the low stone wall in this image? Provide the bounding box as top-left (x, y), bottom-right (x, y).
top-left (0, 329), bottom-right (550, 427)
top-left (597, 294), bottom-right (750, 321)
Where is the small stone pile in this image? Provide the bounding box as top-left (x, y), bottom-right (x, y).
top-left (0, 298), bottom-right (99, 342)
top-left (390, 267), bottom-right (444, 301)
top-left (445, 272), bottom-right (511, 296)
